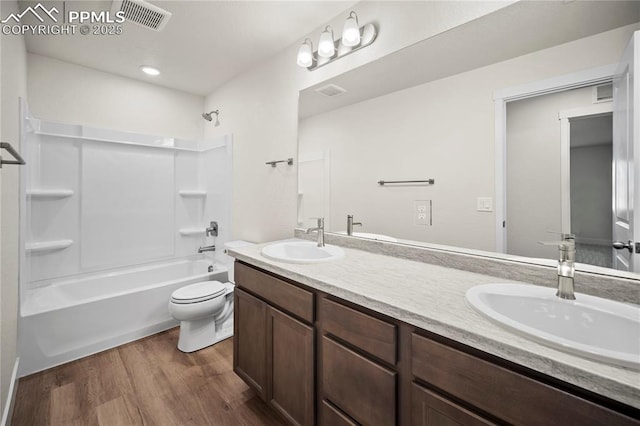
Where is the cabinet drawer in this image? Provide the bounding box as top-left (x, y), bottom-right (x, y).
top-left (235, 262), bottom-right (314, 323)
top-left (321, 297), bottom-right (396, 364)
top-left (411, 333), bottom-right (638, 426)
top-left (323, 336), bottom-right (396, 426)
top-left (411, 382), bottom-right (494, 426)
top-left (320, 400), bottom-right (358, 426)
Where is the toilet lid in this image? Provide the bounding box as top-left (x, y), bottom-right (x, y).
top-left (171, 281), bottom-right (226, 304)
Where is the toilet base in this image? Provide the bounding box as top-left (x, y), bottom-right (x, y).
top-left (177, 316), bottom-right (233, 353)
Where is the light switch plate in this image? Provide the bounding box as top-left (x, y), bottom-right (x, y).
top-left (477, 197), bottom-right (493, 212)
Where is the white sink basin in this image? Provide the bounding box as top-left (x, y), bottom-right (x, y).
top-left (261, 241), bottom-right (345, 264)
top-left (466, 283), bottom-right (640, 369)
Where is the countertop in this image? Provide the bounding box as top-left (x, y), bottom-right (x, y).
top-left (228, 239), bottom-right (640, 409)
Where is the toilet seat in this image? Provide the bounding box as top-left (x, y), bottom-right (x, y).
top-left (170, 281), bottom-right (226, 304)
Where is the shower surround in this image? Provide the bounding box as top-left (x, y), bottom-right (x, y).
top-left (18, 102), bottom-right (233, 376)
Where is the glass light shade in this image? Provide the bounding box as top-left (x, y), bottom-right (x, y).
top-left (296, 40), bottom-right (313, 67)
top-left (342, 12), bottom-right (360, 47)
top-left (318, 27), bottom-right (335, 58)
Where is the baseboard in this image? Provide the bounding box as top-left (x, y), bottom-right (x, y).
top-left (1, 357), bottom-right (20, 426)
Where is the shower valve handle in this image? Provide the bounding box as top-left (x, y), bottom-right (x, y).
top-left (206, 221), bottom-right (218, 237)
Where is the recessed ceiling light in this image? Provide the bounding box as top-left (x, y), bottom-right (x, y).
top-left (140, 65), bottom-right (160, 76)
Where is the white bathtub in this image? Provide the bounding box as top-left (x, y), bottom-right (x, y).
top-left (18, 258), bottom-right (228, 377)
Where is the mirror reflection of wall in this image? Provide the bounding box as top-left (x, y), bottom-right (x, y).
top-left (506, 85), bottom-right (613, 265)
top-left (298, 23), bottom-right (638, 271)
top-left (298, 78), bottom-right (496, 251)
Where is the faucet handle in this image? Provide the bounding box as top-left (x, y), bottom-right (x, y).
top-left (206, 221), bottom-right (219, 237)
top-left (545, 230), bottom-right (575, 240)
top-left (539, 239), bottom-right (575, 249)
top-left (541, 231), bottom-right (575, 248)
top-left (308, 217), bottom-right (324, 227)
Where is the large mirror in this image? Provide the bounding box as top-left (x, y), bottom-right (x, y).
top-left (297, 1), bottom-right (640, 277)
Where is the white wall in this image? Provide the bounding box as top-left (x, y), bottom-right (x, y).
top-left (507, 87), bottom-right (595, 258)
top-left (27, 54), bottom-right (205, 141)
top-left (0, 0), bottom-right (28, 420)
top-left (203, 1), bottom-right (513, 243)
top-left (571, 144), bottom-right (612, 244)
top-left (298, 24), bottom-right (638, 252)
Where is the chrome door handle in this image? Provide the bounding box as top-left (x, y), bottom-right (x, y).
top-left (612, 241), bottom-right (634, 253)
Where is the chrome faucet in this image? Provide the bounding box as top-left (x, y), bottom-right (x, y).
top-left (541, 234), bottom-right (576, 300)
top-left (198, 244), bottom-right (216, 253)
top-left (347, 215), bottom-right (362, 236)
top-left (305, 218), bottom-right (325, 247)
top-left (556, 234), bottom-right (576, 300)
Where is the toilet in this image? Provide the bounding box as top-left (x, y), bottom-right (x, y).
top-left (168, 240), bottom-right (253, 352)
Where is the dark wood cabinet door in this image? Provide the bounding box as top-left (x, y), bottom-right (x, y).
top-left (322, 336), bottom-right (396, 426)
top-left (234, 288), bottom-right (267, 400)
top-left (411, 383), bottom-right (494, 426)
top-left (320, 400), bottom-right (358, 426)
top-left (411, 333), bottom-right (640, 426)
top-left (268, 306), bottom-right (314, 426)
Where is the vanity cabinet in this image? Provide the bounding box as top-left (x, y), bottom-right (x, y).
top-left (234, 288), bottom-right (268, 399)
top-left (234, 263), bottom-right (314, 426)
top-left (411, 332), bottom-right (639, 426)
top-left (318, 296), bottom-right (398, 426)
top-left (233, 261), bottom-right (640, 426)
top-left (411, 382), bottom-right (494, 426)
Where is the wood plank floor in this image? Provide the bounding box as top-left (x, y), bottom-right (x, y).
top-left (12, 328), bottom-right (286, 426)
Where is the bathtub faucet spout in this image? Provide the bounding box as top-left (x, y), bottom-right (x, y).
top-left (198, 245), bottom-right (216, 253)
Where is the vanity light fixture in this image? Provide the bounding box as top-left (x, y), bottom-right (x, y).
top-left (140, 65), bottom-right (160, 76)
top-left (296, 39), bottom-right (314, 68)
top-left (296, 11), bottom-right (377, 71)
top-left (318, 26), bottom-right (336, 58)
top-left (341, 11), bottom-right (360, 47)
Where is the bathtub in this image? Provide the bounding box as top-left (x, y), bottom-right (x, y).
top-left (18, 258), bottom-right (228, 377)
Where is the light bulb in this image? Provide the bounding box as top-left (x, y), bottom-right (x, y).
top-left (140, 65), bottom-right (160, 76)
top-left (318, 26), bottom-right (335, 58)
top-left (296, 39), bottom-right (313, 68)
top-left (342, 11), bottom-right (360, 47)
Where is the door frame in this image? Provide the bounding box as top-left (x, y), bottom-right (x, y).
top-left (558, 103), bottom-right (613, 233)
top-left (493, 63), bottom-right (617, 253)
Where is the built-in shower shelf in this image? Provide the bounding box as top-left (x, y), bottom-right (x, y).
top-left (27, 189), bottom-right (74, 199)
top-left (179, 228), bottom-right (205, 236)
top-left (179, 190), bottom-right (207, 198)
top-left (26, 239), bottom-right (73, 253)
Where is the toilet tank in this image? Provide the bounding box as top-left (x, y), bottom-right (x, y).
top-left (221, 240), bottom-right (254, 283)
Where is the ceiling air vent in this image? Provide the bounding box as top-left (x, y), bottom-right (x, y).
top-left (111, 0), bottom-right (172, 31)
top-left (315, 84), bottom-right (347, 97)
top-left (593, 83), bottom-right (613, 103)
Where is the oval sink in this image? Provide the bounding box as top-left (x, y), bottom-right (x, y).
top-left (466, 284), bottom-right (640, 369)
top-left (261, 241), bottom-right (345, 264)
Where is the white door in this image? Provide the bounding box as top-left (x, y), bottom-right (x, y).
top-left (612, 31), bottom-right (639, 272)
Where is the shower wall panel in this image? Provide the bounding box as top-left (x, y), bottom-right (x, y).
top-left (80, 143), bottom-right (175, 269)
top-left (21, 107), bottom-right (232, 291)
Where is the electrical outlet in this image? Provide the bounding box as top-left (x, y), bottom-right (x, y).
top-left (415, 200), bottom-right (430, 225)
top-left (477, 197), bottom-right (493, 212)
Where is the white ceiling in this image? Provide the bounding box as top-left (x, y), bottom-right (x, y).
top-left (21, 0), bottom-right (357, 96)
top-left (299, 1), bottom-right (640, 118)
